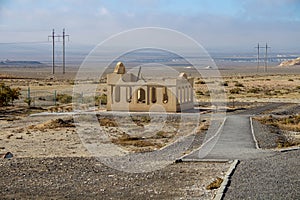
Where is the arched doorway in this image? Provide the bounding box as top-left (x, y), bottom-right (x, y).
top-left (137, 88), bottom-right (146, 103)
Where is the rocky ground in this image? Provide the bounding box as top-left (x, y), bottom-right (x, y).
top-left (0, 106), bottom-right (228, 199)
top-left (0, 157), bottom-right (230, 199)
top-left (1, 102), bottom-right (300, 199)
top-left (251, 103), bottom-right (300, 149)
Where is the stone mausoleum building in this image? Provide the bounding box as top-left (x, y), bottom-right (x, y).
top-left (107, 62), bottom-right (194, 112)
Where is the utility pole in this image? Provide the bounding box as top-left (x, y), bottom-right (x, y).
top-left (62, 28), bottom-right (70, 74)
top-left (255, 43), bottom-right (260, 73)
top-left (255, 43), bottom-right (271, 73)
top-left (48, 28), bottom-right (70, 74)
top-left (264, 43), bottom-right (271, 72)
top-left (48, 29), bottom-right (55, 74)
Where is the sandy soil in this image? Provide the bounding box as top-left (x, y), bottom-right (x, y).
top-left (0, 107), bottom-right (90, 158)
top-left (0, 105), bottom-right (209, 157)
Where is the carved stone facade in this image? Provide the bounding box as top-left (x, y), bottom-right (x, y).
top-left (107, 62), bottom-right (194, 112)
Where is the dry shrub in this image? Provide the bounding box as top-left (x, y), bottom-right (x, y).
top-left (256, 115), bottom-right (300, 132)
top-left (234, 82), bottom-right (244, 87)
top-left (155, 131), bottom-right (171, 139)
top-left (196, 90), bottom-right (204, 96)
top-left (220, 81), bottom-right (228, 86)
top-left (276, 136), bottom-right (293, 148)
top-left (247, 87), bottom-right (261, 94)
top-left (116, 139), bottom-right (155, 147)
top-left (56, 93), bottom-right (72, 104)
top-left (195, 80), bottom-right (206, 84)
top-left (194, 120), bottom-right (209, 135)
top-left (99, 118), bottom-right (118, 127)
top-left (112, 134), bottom-right (160, 148)
top-left (206, 177), bottom-right (223, 190)
top-left (131, 115), bottom-right (150, 127)
top-left (111, 133), bottom-right (166, 153)
top-left (229, 87), bottom-right (242, 94)
top-left (256, 115), bottom-right (300, 148)
top-left (29, 118), bottom-right (74, 130)
top-left (199, 120), bottom-right (209, 131)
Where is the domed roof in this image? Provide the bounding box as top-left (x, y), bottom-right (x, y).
top-left (114, 62), bottom-right (126, 74)
top-left (178, 72), bottom-right (187, 79)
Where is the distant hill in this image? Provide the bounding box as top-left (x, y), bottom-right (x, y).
top-left (0, 60), bottom-right (47, 67)
top-left (279, 57), bottom-right (300, 67)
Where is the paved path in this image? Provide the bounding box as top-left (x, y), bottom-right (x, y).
top-left (182, 115), bottom-right (273, 161)
top-left (224, 149), bottom-right (300, 199)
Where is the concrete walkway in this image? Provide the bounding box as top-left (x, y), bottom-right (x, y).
top-left (223, 149), bottom-right (300, 199)
top-left (182, 115), bottom-right (272, 161)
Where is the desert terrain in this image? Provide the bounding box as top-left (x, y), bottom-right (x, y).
top-left (0, 65), bottom-right (300, 199)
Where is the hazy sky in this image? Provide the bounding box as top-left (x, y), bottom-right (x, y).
top-left (0, 0), bottom-right (300, 52)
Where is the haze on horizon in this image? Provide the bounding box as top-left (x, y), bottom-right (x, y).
top-left (0, 0), bottom-right (300, 61)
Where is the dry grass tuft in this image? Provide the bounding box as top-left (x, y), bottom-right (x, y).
top-left (99, 118), bottom-right (118, 127)
top-left (255, 115), bottom-right (300, 148)
top-left (206, 177), bottom-right (223, 190)
top-left (111, 133), bottom-right (164, 152)
top-left (256, 115), bottom-right (300, 132)
top-left (29, 118), bottom-right (75, 130)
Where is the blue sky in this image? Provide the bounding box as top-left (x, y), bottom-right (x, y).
top-left (0, 0), bottom-right (300, 52)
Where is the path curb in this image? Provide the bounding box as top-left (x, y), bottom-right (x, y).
top-left (275, 146), bottom-right (300, 152)
top-left (178, 158), bottom-right (229, 163)
top-left (250, 116), bottom-right (260, 149)
top-left (214, 159), bottom-right (239, 200)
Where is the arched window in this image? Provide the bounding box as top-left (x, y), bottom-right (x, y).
top-left (126, 87), bottom-right (132, 103)
top-left (137, 88), bottom-right (146, 103)
top-left (151, 87), bottom-right (156, 103)
top-left (115, 86), bottom-right (120, 103)
top-left (183, 87), bottom-right (186, 103)
top-left (189, 86), bottom-right (193, 101)
top-left (179, 87), bottom-right (182, 103)
top-left (185, 86), bottom-right (188, 102)
top-left (163, 87), bottom-right (168, 104)
top-left (179, 87), bottom-right (183, 103)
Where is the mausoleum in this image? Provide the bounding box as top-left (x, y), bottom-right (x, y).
top-left (106, 62), bottom-right (194, 112)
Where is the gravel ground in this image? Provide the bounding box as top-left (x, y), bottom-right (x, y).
top-left (252, 119), bottom-right (281, 149)
top-left (224, 150), bottom-right (300, 199)
top-left (234, 102), bottom-right (287, 116)
top-left (1, 102), bottom-right (298, 199)
top-left (0, 157), bottom-right (230, 200)
top-left (266, 104), bottom-right (300, 115)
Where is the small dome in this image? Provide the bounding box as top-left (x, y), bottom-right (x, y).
top-left (178, 72), bottom-right (187, 79)
top-left (114, 62), bottom-right (126, 74)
